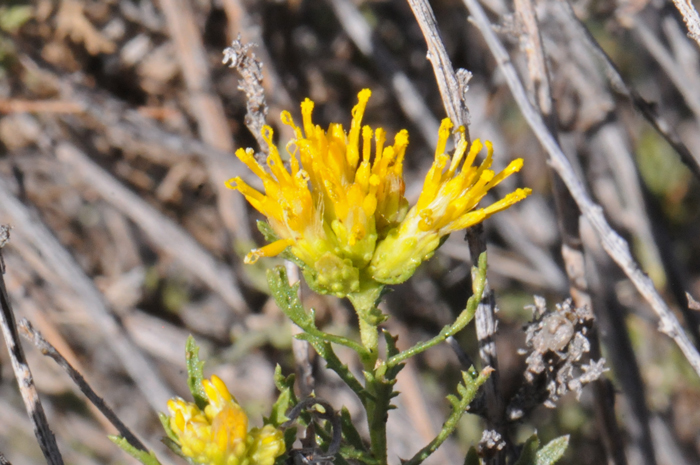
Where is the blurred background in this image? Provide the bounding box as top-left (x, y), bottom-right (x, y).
top-left (0, 0), bottom-right (700, 464)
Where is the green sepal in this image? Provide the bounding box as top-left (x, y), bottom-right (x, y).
top-left (185, 335), bottom-right (207, 409)
top-left (109, 436), bottom-right (162, 465)
top-left (256, 220), bottom-right (279, 242)
top-left (464, 447), bottom-right (481, 465)
top-left (437, 233), bottom-right (451, 250)
top-left (158, 412), bottom-right (179, 444)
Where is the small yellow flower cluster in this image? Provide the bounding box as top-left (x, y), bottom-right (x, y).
top-left (166, 375), bottom-right (285, 465)
top-left (228, 89), bottom-right (530, 296)
top-left (370, 120), bottom-right (530, 283)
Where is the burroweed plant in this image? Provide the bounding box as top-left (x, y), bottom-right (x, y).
top-left (111, 90), bottom-right (570, 465)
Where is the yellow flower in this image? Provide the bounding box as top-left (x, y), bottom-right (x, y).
top-left (369, 119), bottom-right (531, 283)
top-left (227, 89), bottom-right (530, 293)
top-left (166, 375), bottom-right (285, 465)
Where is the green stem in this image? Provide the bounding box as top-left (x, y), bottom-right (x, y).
top-left (298, 336), bottom-right (374, 402)
top-left (267, 266), bottom-right (371, 359)
top-left (362, 371), bottom-right (392, 465)
top-left (358, 317), bottom-right (379, 368)
top-left (301, 324), bottom-right (369, 359)
top-left (403, 368), bottom-right (492, 465)
top-left (347, 280), bottom-right (390, 465)
top-left (385, 252), bottom-right (487, 369)
top-left (348, 281), bottom-right (385, 370)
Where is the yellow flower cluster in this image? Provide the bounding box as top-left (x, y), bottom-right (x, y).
top-left (166, 375), bottom-right (285, 465)
top-left (227, 89), bottom-right (530, 296)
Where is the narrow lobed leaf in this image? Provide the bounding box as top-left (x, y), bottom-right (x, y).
top-left (185, 336), bottom-right (207, 409)
top-left (109, 436), bottom-right (162, 465)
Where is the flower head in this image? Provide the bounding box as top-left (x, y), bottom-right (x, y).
top-left (166, 375), bottom-right (285, 465)
top-left (228, 89), bottom-right (530, 294)
top-left (369, 119), bottom-right (531, 283)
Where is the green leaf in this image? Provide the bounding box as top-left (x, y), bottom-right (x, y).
top-left (267, 267), bottom-right (314, 328)
top-left (383, 329), bottom-right (400, 358)
top-left (535, 435), bottom-right (569, 465)
top-left (109, 436), bottom-right (162, 465)
top-left (334, 454), bottom-right (352, 465)
top-left (266, 365), bottom-right (293, 427)
top-left (464, 447), bottom-right (481, 465)
top-left (297, 336), bottom-right (371, 402)
top-left (268, 266), bottom-right (369, 359)
top-left (282, 427), bottom-right (298, 457)
top-left (340, 407), bottom-right (367, 452)
top-left (384, 252), bottom-right (488, 370)
top-left (403, 367), bottom-right (491, 465)
top-left (515, 433), bottom-right (569, 465)
top-left (185, 335), bottom-right (208, 409)
top-left (338, 445), bottom-right (381, 465)
top-left (514, 434), bottom-right (539, 465)
top-left (271, 365), bottom-right (304, 444)
top-left (274, 364), bottom-right (297, 398)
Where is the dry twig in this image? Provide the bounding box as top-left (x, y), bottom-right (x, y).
top-left (405, 0), bottom-right (471, 140)
top-left (552, 2), bottom-right (700, 181)
top-left (463, 0), bottom-right (700, 378)
top-left (0, 226), bottom-right (64, 465)
top-left (669, 0), bottom-right (700, 49)
top-left (18, 319), bottom-right (147, 452)
top-left (223, 38), bottom-right (269, 152)
top-left (327, 0), bottom-right (440, 147)
top-left (406, 3), bottom-right (508, 460)
top-left (0, 179), bottom-right (174, 412)
top-left (512, 1), bottom-right (629, 462)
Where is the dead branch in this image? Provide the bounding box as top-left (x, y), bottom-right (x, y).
top-left (0, 179), bottom-right (174, 412)
top-left (0, 226), bottom-right (64, 465)
top-left (18, 319), bottom-right (147, 452)
top-left (463, 0), bottom-right (700, 379)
